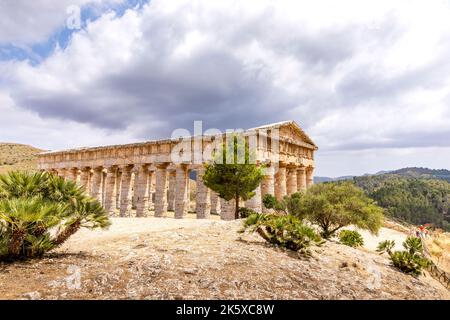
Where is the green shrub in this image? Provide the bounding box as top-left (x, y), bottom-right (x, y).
top-left (262, 194), bottom-right (280, 211)
top-left (377, 236), bottom-right (429, 276)
top-left (293, 182), bottom-right (384, 238)
top-left (242, 213), bottom-right (322, 253)
top-left (262, 192), bottom-right (310, 221)
top-left (238, 207), bottom-right (258, 218)
top-left (338, 230), bottom-right (364, 247)
top-left (0, 171), bottom-right (110, 261)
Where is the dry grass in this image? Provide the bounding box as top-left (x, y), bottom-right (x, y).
top-left (425, 231), bottom-right (450, 273)
top-left (0, 143), bottom-right (43, 174)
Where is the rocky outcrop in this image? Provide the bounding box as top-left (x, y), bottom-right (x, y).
top-left (0, 218), bottom-right (448, 300)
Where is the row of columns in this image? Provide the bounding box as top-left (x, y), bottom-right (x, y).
top-left (51, 164), bottom-right (314, 220)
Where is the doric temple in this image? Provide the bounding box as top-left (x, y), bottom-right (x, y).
top-left (37, 120), bottom-right (317, 220)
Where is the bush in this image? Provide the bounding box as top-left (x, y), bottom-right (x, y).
top-left (262, 194), bottom-right (279, 211)
top-left (242, 213), bottom-right (322, 253)
top-left (338, 230), bottom-right (364, 247)
top-left (238, 207), bottom-right (258, 218)
top-left (262, 193), bottom-right (308, 219)
top-left (294, 182), bottom-right (384, 238)
top-left (377, 236), bottom-right (430, 276)
top-left (0, 171), bottom-right (111, 261)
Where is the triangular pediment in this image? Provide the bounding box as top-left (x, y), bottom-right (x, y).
top-left (247, 120), bottom-right (317, 149)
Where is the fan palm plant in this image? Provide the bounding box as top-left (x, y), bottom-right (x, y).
top-left (0, 171), bottom-right (110, 261)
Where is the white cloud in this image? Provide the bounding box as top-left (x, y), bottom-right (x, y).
top-left (1, 0), bottom-right (450, 176)
top-left (0, 0), bottom-right (125, 44)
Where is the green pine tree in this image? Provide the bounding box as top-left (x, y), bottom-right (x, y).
top-left (202, 134), bottom-right (264, 219)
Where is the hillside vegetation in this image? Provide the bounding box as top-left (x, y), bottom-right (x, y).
top-left (391, 167), bottom-right (450, 182)
top-left (0, 143), bottom-right (43, 174)
top-left (354, 175), bottom-right (450, 231)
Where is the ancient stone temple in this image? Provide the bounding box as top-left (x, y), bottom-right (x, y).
top-left (37, 121), bottom-right (317, 220)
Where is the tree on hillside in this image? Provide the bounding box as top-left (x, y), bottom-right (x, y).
top-left (0, 171), bottom-right (110, 261)
top-left (288, 181), bottom-right (384, 238)
top-left (355, 175), bottom-right (450, 231)
top-left (203, 135), bottom-right (264, 219)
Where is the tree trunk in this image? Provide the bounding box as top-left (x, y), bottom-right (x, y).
top-left (256, 226), bottom-right (272, 243)
top-left (54, 220), bottom-right (81, 247)
top-left (235, 193), bottom-right (240, 219)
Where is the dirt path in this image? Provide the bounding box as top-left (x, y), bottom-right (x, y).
top-left (0, 217), bottom-right (448, 300)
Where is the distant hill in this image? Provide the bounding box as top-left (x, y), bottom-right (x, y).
top-left (314, 176), bottom-right (354, 183)
top-left (390, 167), bottom-right (450, 182)
top-left (315, 167), bottom-right (450, 184)
top-left (0, 143), bottom-right (44, 174)
top-left (315, 167), bottom-right (450, 231)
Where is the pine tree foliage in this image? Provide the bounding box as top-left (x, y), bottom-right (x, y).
top-left (203, 135), bottom-right (264, 218)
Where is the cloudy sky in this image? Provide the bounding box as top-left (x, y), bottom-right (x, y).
top-left (1, 0), bottom-right (450, 177)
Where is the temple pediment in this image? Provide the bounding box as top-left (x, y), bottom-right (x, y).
top-left (249, 120), bottom-right (317, 150)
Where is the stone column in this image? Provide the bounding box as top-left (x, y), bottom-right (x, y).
top-left (196, 167), bottom-right (211, 219)
top-left (174, 165), bottom-right (189, 219)
top-left (104, 166), bottom-right (118, 216)
top-left (131, 171), bottom-right (137, 209)
top-left (119, 165), bottom-right (133, 217)
top-left (167, 170), bottom-right (176, 211)
top-left (91, 167), bottom-right (104, 203)
top-left (245, 184), bottom-right (262, 212)
top-left (68, 168), bottom-right (78, 182)
top-left (220, 198), bottom-right (236, 220)
top-left (274, 165), bottom-right (287, 200)
top-left (306, 167), bottom-right (314, 189)
top-left (297, 167), bottom-right (307, 192)
top-left (154, 163), bottom-right (169, 217)
top-left (115, 170), bottom-right (122, 209)
top-left (261, 166), bottom-right (275, 213)
top-left (80, 167), bottom-right (91, 195)
top-left (58, 168), bottom-right (67, 179)
top-left (135, 164), bottom-right (150, 217)
top-left (210, 192), bottom-right (220, 214)
top-left (287, 167), bottom-right (298, 195)
top-left (148, 171), bottom-right (155, 211)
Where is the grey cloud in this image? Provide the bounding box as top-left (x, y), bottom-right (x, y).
top-left (6, 1), bottom-right (450, 152)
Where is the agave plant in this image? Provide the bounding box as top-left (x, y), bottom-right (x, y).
top-left (242, 213), bottom-right (322, 252)
top-left (0, 171), bottom-right (110, 261)
top-left (377, 237), bottom-right (429, 276)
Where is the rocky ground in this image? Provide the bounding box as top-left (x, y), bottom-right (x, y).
top-left (0, 216), bottom-right (448, 300)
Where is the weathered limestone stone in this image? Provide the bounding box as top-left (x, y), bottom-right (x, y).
top-left (167, 171), bottom-right (176, 211)
top-left (274, 166), bottom-right (287, 200)
top-left (174, 165), bottom-right (189, 219)
top-left (154, 164), bottom-right (169, 217)
top-left (37, 120), bottom-right (318, 221)
top-left (148, 171), bottom-right (155, 211)
top-left (306, 167), bottom-right (314, 189)
top-left (68, 168), bottom-right (78, 182)
top-left (245, 184), bottom-right (262, 213)
top-left (220, 198), bottom-right (236, 221)
top-left (261, 166), bottom-right (275, 213)
top-left (104, 166), bottom-right (118, 215)
top-left (210, 192), bottom-right (220, 214)
top-left (135, 165), bottom-right (150, 217)
top-left (186, 171), bottom-right (192, 212)
top-left (115, 170), bottom-right (122, 210)
top-left (119, 166), bottom-right (133, 217)
top-left (287, 167), bottom-right (298, 195)
top-left (91, 167), bottom-right (104, 203)
top-left (131, 171), bottom-right (137, 209)
top-left (195, 167), bottom-right (211, 219)
top-left (297, 167), bottom-right (307, 192)
top-left (80, 167), bottom-right (91, 195)
top-left (58, 168), bottom-right (67, 179)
